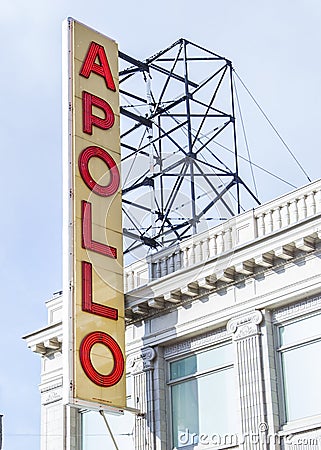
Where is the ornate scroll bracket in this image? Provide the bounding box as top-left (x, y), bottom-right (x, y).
top-left (127, 347), bottom-right (157, 374)
top-left (141, 347), bottom-right (156, 371)
top-left (227, 310), bottom-right (263, 340)
top-left (40, 381), bottom-right (63, 405)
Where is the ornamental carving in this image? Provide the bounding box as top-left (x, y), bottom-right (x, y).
top-left (141, 347), bottom-right (156, 371)
top-left (126, 347), bottom-right (156, 373)
top-left (164, 328), bottom-right (227, 358)
top-left (41, 385), bottom-right (63, 405)
top-left (40, 382), bottom-right (62, 405)
top-left (227, 310), bottom-right (263, 340)
top-left (40, 380), bottom-right (63, 394)
top-left (126, 353), bottom-right (143, 373)
top-left (273, 295), bottom-right (321, 323)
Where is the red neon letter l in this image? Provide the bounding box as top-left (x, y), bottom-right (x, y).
top-left (82, 261), bottom-right (118, 320)
top-left (82, 200), bottom-right (117, 259)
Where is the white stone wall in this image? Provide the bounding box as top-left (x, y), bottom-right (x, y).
top-left (24, 179), bottom-right (321, 450)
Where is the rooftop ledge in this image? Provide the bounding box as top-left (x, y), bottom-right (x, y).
top-left (24, 179), bottom-right (321, 340)
top-left (124, 179), bottom-right (321, 319)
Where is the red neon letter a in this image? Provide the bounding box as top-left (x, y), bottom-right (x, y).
top-left (80, 41), bottom-right (116, 91)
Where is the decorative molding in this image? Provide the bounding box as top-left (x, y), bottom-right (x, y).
top-left (124, 182), bottom-right (321, 321)
top-left (40, 381), bottom-right (63, 405)
top-left (141, 347), bottom-right (156, 371)
top-left (273, 295), bottom-right (321, 323)
top-left (125, 179), bottom-right (321, 297)
top-left (227, 310), bottom-right (263, 340)
top-left (127, 347), bottom-right (157, 373)
top-left (40, 380), bottom-right (63, 394)
top-left (29, 334), bottom-right (63, 355)
top-left (42, 388), bottom-right (63, 405)
top-left (126, 353), bottom-right (143, 374)
top-left (164, 327), bottom-right (228, 358)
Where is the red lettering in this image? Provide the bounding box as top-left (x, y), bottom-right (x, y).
top-left (82, 201), bottom-right (117, 259)
top-left (80, 41), bottom-right (116, 91)
top-left (83, 91), bottom-right (114, 135)
top-left (77, 34), bottom-right (124, 391)
top-left (82, 261), bottom-right (118, 320)
top-left (79, 331), bottom-right (124, 387)
top-left (78, 146), bottom-right (120, 197)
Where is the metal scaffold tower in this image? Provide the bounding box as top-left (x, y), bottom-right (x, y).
top-left (119, 39), bottom-right (260, 260)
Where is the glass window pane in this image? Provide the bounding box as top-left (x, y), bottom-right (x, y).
top-left (170, 355), bottom-right (197, 380)
top-left (197, 343), bottom-right (233, 373)
top-left (82, 411), bottom-right (108, 449)
top-left (198, 368), bottom-right (237, 436)
top-left (279, 313), bottom-right (321, 346)
top-left (170, 343), bottom-right (233, 380)
top-left (171, 367), bottom-right (236, 448)
top-left (171, 380), bottom-right (199, 448)
top-left (282, 340), bottom-right (321, 421)
top-left (82, 410), bottom-right (135, 450)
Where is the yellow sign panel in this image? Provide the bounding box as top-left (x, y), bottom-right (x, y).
top-left (63, 18), bottom-right (125, 409)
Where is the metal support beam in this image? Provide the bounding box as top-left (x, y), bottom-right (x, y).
top-left (120, 107), bottom-right (153, 128)
top-left (120, 39), bottom-right (261, 257)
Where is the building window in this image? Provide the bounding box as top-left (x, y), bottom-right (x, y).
top-left (168, 342), bottom-right (237, 449)
top-left (81, 410), bottom-right (134, 449)
top-left (277, 312), bottom-right (321, 423)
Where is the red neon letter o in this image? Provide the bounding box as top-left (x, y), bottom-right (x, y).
top-left (79, 146), bottom-right (120, 197)
top-left (79, 331), bottom-right (124, 387)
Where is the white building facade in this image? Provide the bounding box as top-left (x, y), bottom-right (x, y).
top-left (24, 179), bottom-right (321, 450)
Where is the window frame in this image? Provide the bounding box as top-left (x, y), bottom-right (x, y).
top-left (275, 310), bottom-right (321, 430)
top-left (166, 340), bottom-right (236, 449)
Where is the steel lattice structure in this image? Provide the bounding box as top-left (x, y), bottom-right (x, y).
top-left (119, 39), bottom-right (260, 260)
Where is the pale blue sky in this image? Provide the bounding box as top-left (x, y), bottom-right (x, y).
top-left (0, 1), bottom-right (320, 449)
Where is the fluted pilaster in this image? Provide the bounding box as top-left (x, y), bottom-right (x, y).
top-left (228, 311), bottom-right (266, 450)
top-left (127, 348), bottom-right (157, 450)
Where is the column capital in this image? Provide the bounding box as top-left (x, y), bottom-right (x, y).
top-left (227, 310), bottom-right (263, 340)
top-left (141, 347), bottom-right (156, 371)
top-left (127, 347), bottom-right (157, 374)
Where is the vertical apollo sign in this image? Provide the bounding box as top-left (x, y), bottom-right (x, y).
top-left (63, 18), bottom-right (125, 409)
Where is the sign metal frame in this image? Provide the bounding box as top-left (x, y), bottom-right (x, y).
top-left (62, 17), bottom-right (126, 412)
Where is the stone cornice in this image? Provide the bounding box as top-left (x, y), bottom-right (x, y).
top-left (125, 215), bottom-right (321, 321)
top-left (124, 179), bottom-right (321, 294)
top-left (23, 322), bottom-right (62, 355)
